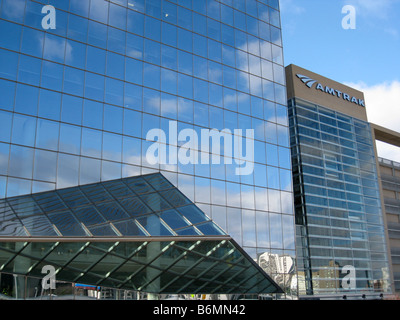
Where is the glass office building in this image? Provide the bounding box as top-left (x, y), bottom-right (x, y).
top-left (286, 65), bottom-right (391, 298)
top-left (0, 0), bottom-right (295, 298)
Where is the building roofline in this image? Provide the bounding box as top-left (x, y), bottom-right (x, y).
top-left (371, 123), bottom-right (400, 148)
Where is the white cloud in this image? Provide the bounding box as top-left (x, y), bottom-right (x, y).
top-left (376, 141), bottom-right (400, 162)
top-left (345, 0), bottom-right (396, 18)
top-left (342, 0), bottom-right (400, 42)
top-left (43, 35), bottom-right (72, 62)
top-left (2, 0), bottom-right (25, 20)
top-left (347, 81), bottom-right (400, 131)
top-left (346, 80), bottom-right (400, 161)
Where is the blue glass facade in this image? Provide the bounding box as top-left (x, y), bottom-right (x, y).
top-left (289, 98), bottom-right (391, 296)
top-left (0, 0), bottom-right (295, 296)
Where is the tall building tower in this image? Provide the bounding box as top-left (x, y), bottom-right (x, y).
top-left (0, 0), bottom-right (295, 299)
top-left (286, 64), bottom-right (392, 299)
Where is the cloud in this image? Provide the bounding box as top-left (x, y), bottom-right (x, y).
top-left (346, 80), bottom-right (400, 161)
top-left (1, 0), bottom-right (25, 20)
top-left (44, 35), bottom-right (73, 62)
top-left (279, 0), bottom-right (306, 15)
top-left (342, 0), bottom-right (400, 42)
top-left (347, 81), bottom-right (400, 131)
top-left (345, 0), bottom-right (396, 17)
top-left (376, 141), bottom-right (400, 162)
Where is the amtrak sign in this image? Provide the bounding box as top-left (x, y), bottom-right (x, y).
top-left (296, 74), bottom-right (365, 107)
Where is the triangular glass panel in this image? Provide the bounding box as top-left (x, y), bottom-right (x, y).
top-left (0, 173), bottom-right (283, 295)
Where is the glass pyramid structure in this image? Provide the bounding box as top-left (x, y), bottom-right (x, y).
top-left (0, 173), bottom-right (282, 295)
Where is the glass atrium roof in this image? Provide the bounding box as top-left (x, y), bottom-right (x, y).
top-left (0, 173), bottom-right (282, 294)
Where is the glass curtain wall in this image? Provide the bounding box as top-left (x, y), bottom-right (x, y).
top-left (289, 98), bottom-right (391, 296)
top-left (0, 0), bottom-right (295, 296)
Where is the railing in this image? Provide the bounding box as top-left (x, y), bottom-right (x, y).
top-left (379, 157), bottom-right (400, 169)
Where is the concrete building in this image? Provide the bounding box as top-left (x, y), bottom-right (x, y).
top-left (373, 124), bottom-right (400, 294)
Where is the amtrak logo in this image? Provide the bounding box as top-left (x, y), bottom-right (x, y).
top-left (295, 73), bottom-right (365, 107)
top-left (296, 74), bottom-right (317, 88)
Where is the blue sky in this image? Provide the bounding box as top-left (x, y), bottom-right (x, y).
top-left (279, 0), bottom-right (400, 160)
top-left (280, 0), bottom-right (400, 85)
